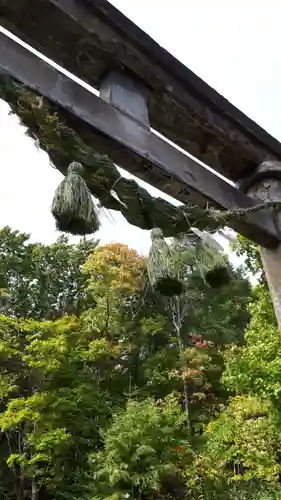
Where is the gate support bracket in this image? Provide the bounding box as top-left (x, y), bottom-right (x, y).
top-left (100, 70), bottom-right (150, 128)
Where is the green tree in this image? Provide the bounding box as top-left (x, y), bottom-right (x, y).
top-left (0, 227), bottom-right (98, 319)
top-left (223, 286), bottom-right (278, 402)
top-left (0, 242), bottom-right (149, 500)
top-left (0, 232), bottom-right (254, 500)
top-left (193, 284), bottom-right (281, 498)
top-left (91, 396), bottom-right (191, 500)
top-left (0, 315), bottom-right (118, 500)
top-left (147, 239), bottom-right (251, 434)
top-left (183, 266), bottom-right (251, 345)
top-left (232, 234), bottom-right (266, 285)
top-left (204, 395), bottom-right (280, 483)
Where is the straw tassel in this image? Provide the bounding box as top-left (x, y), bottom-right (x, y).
top-left (51, 162), bottom-right (100, 235)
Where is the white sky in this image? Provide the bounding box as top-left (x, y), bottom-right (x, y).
top-left (1, 0), bottom-right (281, 260)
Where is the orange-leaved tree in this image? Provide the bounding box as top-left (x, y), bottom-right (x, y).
top-left (81, 243), bottom-right (147, 345)
top-left (83, 243), bottom-right (147, 298)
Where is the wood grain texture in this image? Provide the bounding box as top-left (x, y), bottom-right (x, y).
top-left (1, 0), bottom-right (281, 180)
top-left (0, 31), bottom-right (279, 247)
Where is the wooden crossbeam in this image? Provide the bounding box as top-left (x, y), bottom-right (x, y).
top-left (0, 31), bottom-right (279, 248)
top-left (1, 0), bottom-right (281, 181)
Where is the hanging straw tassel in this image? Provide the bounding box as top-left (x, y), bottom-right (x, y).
top-left (148, 228), bottom-right (185, 296)
top-left (51, 162), bottom-right (100, 236)
top-left (196, 241), bottom-right (232, 288)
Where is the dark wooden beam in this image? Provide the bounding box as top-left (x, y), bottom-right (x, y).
top-left (0, 31), bottom-right (279, 248)
top-left (1, 0), bottom-right (281, 182)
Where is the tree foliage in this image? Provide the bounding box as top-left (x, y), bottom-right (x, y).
top-left (232, 234), bottom-right (266, 285)
top-left (91, 396), bottom-right (191, 500)
top-left (0, 226), bottom-right (98, 319)
top-left (1, 226), bottom-right (279, 500)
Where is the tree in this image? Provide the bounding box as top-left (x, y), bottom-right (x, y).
top-left (192, 283), bottom-right (281, 498)
top-left (223, 285), bottom-right (278, 402)
top-left (0, 227), bottom-right (98, 319)
top-left (0, 314), bottom-right (120, 500)
top-left (0, 242), bottom-right (150, 500)
top-left (145, 238), bottom-right (251, 434)
top-left (91, 395), bottom-right (191, 500)
top-left (204, 395), bottom-right (280, 483)
top-left (185, 395), bottom-right (281, 499)
top-left (0, 232), bottom-right (254, 500)
top-left (182, 266), bottom-right (251, 345)
top-left (232, 234), bottom-right (266, 285)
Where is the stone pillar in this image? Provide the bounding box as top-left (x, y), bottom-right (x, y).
top-left (240, 161), bottom-right (281, 330)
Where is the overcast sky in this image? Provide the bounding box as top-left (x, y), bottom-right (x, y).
top-left (0, 0), bottom-right (280, 258)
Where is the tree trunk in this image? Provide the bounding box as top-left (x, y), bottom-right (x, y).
top-left (32, 478), bottom-right (38, 500)
top-left (170, 297), bottom-right (191, 435)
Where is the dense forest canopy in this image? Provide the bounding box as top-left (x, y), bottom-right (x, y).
top-left (0, 226), bottom-right (279, 500)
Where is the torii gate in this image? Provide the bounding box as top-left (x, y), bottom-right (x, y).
top-left (1, 0), bottom-right (281, 326)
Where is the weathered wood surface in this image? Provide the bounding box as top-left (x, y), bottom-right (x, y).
top-left (1, 0), bottom-right (281, 181)
top-left (244, 161), bottom-right (281, 331)
top-left (0, 31), bottom-right (279, 248)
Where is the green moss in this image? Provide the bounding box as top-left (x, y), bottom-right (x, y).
top-left (0, 72), bottom-right (225, 237)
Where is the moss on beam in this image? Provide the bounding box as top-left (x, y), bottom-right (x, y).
top-left (0, 73), bottom-right (220, 236)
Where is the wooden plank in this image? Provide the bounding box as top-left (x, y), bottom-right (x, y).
top-left (0, 31), bottom-right (279, 248)
top-left (1, 0), bottom-right (281, 182)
